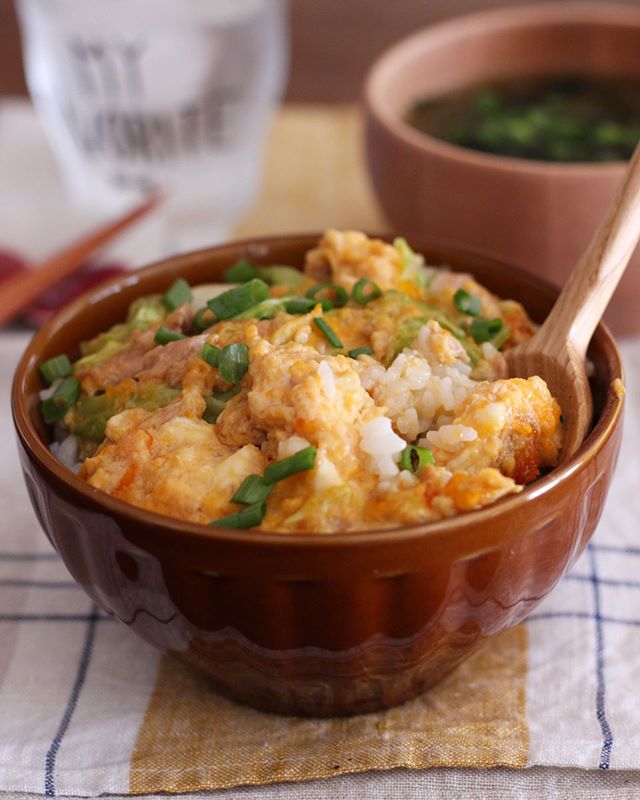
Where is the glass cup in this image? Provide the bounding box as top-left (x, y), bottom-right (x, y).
top-left (16, 0), bottom-right (289, 251)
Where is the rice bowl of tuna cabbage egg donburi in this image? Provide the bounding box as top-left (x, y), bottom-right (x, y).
top-left (38, 230), bottom-right (563, 533)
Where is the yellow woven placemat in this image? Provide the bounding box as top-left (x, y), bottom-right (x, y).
top-left (130, 626), bottom-right (528, 793)
top-left (234, 104), bottom-right (387, 238)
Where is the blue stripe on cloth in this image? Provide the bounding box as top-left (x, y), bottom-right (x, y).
top-left (589, 545), bottom-right (613, 769)
top-left (591, 544), bottom-right (640, 557)
top-left (564, 574), bottom-right (640, 591)
top-left (528, 611), bottom-right (640, 628)
top-left (44, 603), bottom-right (100, 796)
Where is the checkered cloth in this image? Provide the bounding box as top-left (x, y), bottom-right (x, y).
top-left (1, 332), bottom-right (640, 798)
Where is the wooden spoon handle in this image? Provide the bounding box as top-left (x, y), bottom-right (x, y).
top-left (534, 142), bottom-right (640, 359)
top-left (0, 193), bottom-right (161, 328)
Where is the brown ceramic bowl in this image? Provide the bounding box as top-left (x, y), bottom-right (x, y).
top-left (12, 234), bottom-right (624, 717)
top-left (364, 2), bottom-right (640, 336)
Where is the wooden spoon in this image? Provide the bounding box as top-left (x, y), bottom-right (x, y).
top-left (0, 193), bottom-right (161, 328)
top-left (505, 143), bottom-right (640, 461)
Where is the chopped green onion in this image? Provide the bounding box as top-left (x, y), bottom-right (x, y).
top-left (470, 317), bottom-right (503, 343)
top-left (257, 265), bottom-right (306, 287)
top-left (162, 278), bottom-right (192, 311)
top-left (459, 338), bottom-right (481, 367)
top-left (218, 343), bottom-right (249, 383)
top-left (203, 386), bottom-right (241, 424)
top-left (193, 307), bottom-right (215, 333)
top-left (233, 298), bottom-right (286, 320)
top-left (201, 343), bottom-right (221, 368)
top-left (348, 346), bottom-right (373, 359)
top-left (264, 445), bottom-right (317, 483)
top-left (232, 474), bottom-right (274, 505)
top-left (313, 318), bottom-right (343, 349)
top-left (352, 278), bottom-right (382, 305)
top-left (217, 445), bottom-right (317, 527)
top-left (285, 297), bottom-right (315, 314)
top-left (210, 502), bottom-right (266, 529)
top-left (433, 313), bottom-right (466, 340)
top-left (207, 279), bottom-right (269, 320)
top-left (39, 355), bottom-right (72, 386)
top-left (41, 377), bottom-right (81, 424)
top-left (399, 445), bottom-right (434, 474)
top-left (453, 289), bottom-right (481, 316)
top-left (223, 259), bottom-right (258, 283)
top-left (285, 297), bottom-right (332, 314)
top-left (306, 283), bottom-right (348, 308)
top-left (489, 324), bottom-right (511, 350)
top-left (154, 327), bottom-right (186, 345)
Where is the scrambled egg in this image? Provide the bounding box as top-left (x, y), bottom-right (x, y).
top-left (63, 230), bottom-right (562, 532)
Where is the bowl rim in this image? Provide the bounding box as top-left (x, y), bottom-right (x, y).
top-left (12, 232), bottom-right (625, 548)
top-left (364, 0), bottom-right (640, 177)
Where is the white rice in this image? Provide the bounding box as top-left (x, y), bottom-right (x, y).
top-left (316, 360), bottom-right (336, 398)
top-left (481, 342), bottom-right (499, 360)
top-left (360, 334), bottom-right (476, 442)
top-left (278, 435), bottom-right (342, 490)
top-left (424, 424), bottom-right (478, 453)
top-left (312, 453), bottom-right (343, 490)
top-left (50, 434), bottom-right (81, 473)
top-left (39, 380), bottom-right (61, 401)
top-left (278, 435), bottom-right (312, 459)
top-left (359, 416), bottom-right (406, 477)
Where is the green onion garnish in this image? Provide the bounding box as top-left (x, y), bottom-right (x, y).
top-left (313, 318), bottom-right (343, 349)
top-left (162, 278), bottom-right (192, 311)
top-left (39, 355), bottom-right (72, 386)
top-left (41, 377), bottom-right (81, 424)
top-left (203, 386), bottom-right (241, 424)
top-left (285, 297), bottom-right (332, 314)
top-left (306, 283), bottom-right (348, 308)
top-left (453, 289), bottom-right (481, 316)
top-left (154, 327), bottom-right (186, 345)
top-left (218, 343), bottom-right (249, 383)
top-left (470, 317), bottom-right (503, 343)
top-left (285, 297), bottom-right (315, 314)
top-left (232, 474), bottom-right (274, 505)
top-left (232, 298), bottom-right (286, 320)
top-left (223, 259), bottom-right (258, 283)
top-left (193, 307), bottom-right (215, 333)
top-left (207, 279), bottom-right (269, 320)
top-left (256, 265), bottom-right (306, 287)
top-left (264, 445), bottom-right (317, 483)
top-left (215, 445), bottom-right (317, 528)
top-left (348, 346), bottom-right (373, 359)
top-left (433, 313), bottom-right (466, 340)
top-left (201, 343), bottom-right (221, 368)
top-left (399, 445), bottom-right (434, 474)
top-left (210, 502), bottom-right (266, 529)
top-left (489, 324), bottom-right (511, 350)
top-left (352, 278), bottom-right (382, 305)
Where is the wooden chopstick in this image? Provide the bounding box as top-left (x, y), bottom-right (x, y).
top-left (0, 193), bottom-right (162, 328)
